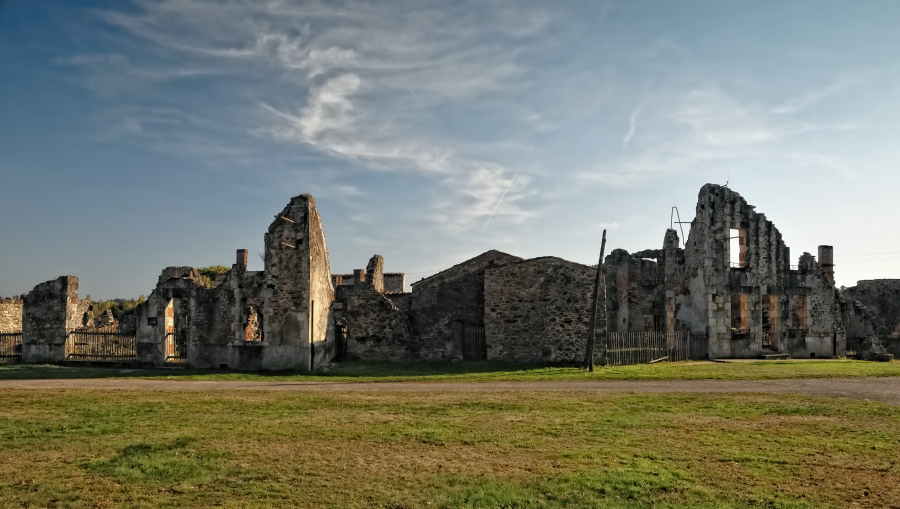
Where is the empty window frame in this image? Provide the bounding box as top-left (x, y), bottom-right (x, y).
top-left (730, 293), bottom-right (750, 335)
top-left (791, 294), bottom-right (808, 331)
top-left (729, 228), bottom-right (748, 268)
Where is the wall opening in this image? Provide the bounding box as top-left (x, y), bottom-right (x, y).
top-left (164, 299), bottom-right (186, 364)
top-left (791, 295), bottom-right (808, 331)
top-left (761, 294), bottom-right (778, 350)
top-left (730, 293), bottom-right (750, 336)
top-left (729, 228), bottom-right (747, 268)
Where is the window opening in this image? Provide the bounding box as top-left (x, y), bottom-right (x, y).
top-left (729, 228), bottom-right (747, 268)
top-left (730, 293), bottom-right (750, 336)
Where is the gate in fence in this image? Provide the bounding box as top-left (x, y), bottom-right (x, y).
top-left (165, 332), bottom-right (187, 363)
top-left (462, 325), bottom-right (486, 360)
top-left (65, 330), bottom-right (136, 362)
top-left (0, 331), bottom-right (22, 363)
top-left (606, 331), bottom-right (708, 366)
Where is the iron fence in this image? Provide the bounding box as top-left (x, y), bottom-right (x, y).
top-left (66, 330), bottom-right (136, 361)
top-left (0, 331), bottom-right (22, 363)
top-left (462, 325), bottom-right (486, 360)
top-left (606, 331), bottom-right (708, 366)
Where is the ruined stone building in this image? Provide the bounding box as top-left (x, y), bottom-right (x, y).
top-left (605, 184), bottom-right (847, 359)
top-left (133, 194), bottom-right (336, 371)
top-left (3, 184), bottom-right (897, 369)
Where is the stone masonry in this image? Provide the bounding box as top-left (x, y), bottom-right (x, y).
top-left (10, 184), bottom-right (900, 369)
top-left (0, 297), bottom-right (23, 331)
top-left (484, 257), bottom-right (596, 362)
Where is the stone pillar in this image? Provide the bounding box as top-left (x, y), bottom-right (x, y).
top-left (818, 245), bottom-right (834, 286)
top-left (365, 255), bottom-right (384, 293)
top-left (22, 276), bottom-right (77, 364)
top-left (135, 294), bottom-right (167, 366)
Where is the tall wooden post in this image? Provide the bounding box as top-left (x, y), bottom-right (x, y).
top-left (584, 230), bottom-right (607, 372)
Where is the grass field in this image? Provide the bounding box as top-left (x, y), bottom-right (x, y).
top-left (1, 389), bottom-right (898, 508)
top-left (0, 359), bottom-right (898, 382)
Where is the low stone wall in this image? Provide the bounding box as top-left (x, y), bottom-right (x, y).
top-left (344, 290), bottom-right (413, 361)
top-left (484, 257), bottom-right (595, 363)
top-left (0, 297), bottom-right (23, 331)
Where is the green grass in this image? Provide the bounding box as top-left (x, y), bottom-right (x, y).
top-left (1, 358), bottom-right (899, 382)
top-left (0, 389), bottom-right (898, 507)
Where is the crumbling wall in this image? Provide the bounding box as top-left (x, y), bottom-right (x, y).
top-left (135, 267), bottom-right (204, 366)
top-left (70, 299), bottom-right (92, 330)
top-left (344, 289), bottom-right (413, 361)
top-left (778, 253), bottom-right (846, 358)
top-left (844, 280), bottom-right (900, 339)
top-left (410, 250), bottom-right (522, 361)
top-left (604, 249), bottom-right (663, 333)
top-left (657, 184), bottom-right (844, 359)
top-left (0, 297), bottom-right (23, 331)
top-left (21, 276), bottom-right (78, 363)
top-left (306, 197), bottom-right (336, 369)
top-left (484, 257), bottom-right (595, 363)
top-left (261, 195), bottom-right (334, 371)
top-left (843, 279), bottom-right (900, 359)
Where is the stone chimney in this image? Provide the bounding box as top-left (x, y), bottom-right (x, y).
top-left (818, 245), bottom-right (834, 286)
top-left (236, 249), bottom-right (248, 271)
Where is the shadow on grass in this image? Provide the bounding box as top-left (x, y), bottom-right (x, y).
top-left (0, 361), bottom-right (565, 381)
top-left (82, 437), bottom-right (222, 485)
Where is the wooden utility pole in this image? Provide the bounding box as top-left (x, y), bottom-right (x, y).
top-left (584, 229), bottom-right (607, 372)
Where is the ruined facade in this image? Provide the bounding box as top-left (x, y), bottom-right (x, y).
top-left (133, 194), bottom-right (335, 371)
top-left (5, 184), bottom-right (898, 369)
top-left (606, 184), bottom-right (846, 359)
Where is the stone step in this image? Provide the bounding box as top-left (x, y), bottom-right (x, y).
top-left (762, 353), bottom-right (791, 360)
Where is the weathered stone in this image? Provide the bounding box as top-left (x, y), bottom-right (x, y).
top-left (484, 257), bottom-right (595, 363)
top-left (0, 296), bottom-right (23, 331)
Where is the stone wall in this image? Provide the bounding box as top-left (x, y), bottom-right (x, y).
top-left (383, 273), bottom-right (405, 293)
top-left (262, 194), bottom-right (335, 370)
top-left (410, 249), bottom-right (522, 361)
top-left (343, 289), bottom-right (413, 361)
top-left (484, 257), bottom-right (595, 363)
top-left (645, 185), bottom-right (845, 359)
top-left (0, 297), bottom-right (23, 331)
top-left (22, 276), bottom-right (78, 363)
top-left (604, 249), bottom-right (663, 333)
top-left (844, 279), bottom-right (900, 339)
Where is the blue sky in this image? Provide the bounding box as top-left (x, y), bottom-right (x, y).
top-left (1, 0), bottom-right (899, 299)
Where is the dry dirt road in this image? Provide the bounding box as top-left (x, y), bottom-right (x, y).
top-left (2, 377), bottom-right (900, 406)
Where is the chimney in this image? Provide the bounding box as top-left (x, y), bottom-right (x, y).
top-left (236, 249), bottom-right (248, 271)
top-left (818, 245), bottom-right (834, 286)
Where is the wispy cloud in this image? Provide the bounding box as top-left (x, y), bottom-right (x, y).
top-left (69, 0), bottom-right (548, 231)
top-left (622, 103), bottom-right (644, 150)
top-left (581, 81), bottom-right (874, 189)
top-left (772, 72), bottom-right (873, 115)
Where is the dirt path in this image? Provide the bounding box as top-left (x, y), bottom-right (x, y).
top-left (2, 377), bottom-right (900, 405)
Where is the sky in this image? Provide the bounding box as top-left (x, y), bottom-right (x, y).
top-left (1, 0), bottom-right (899, 299)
